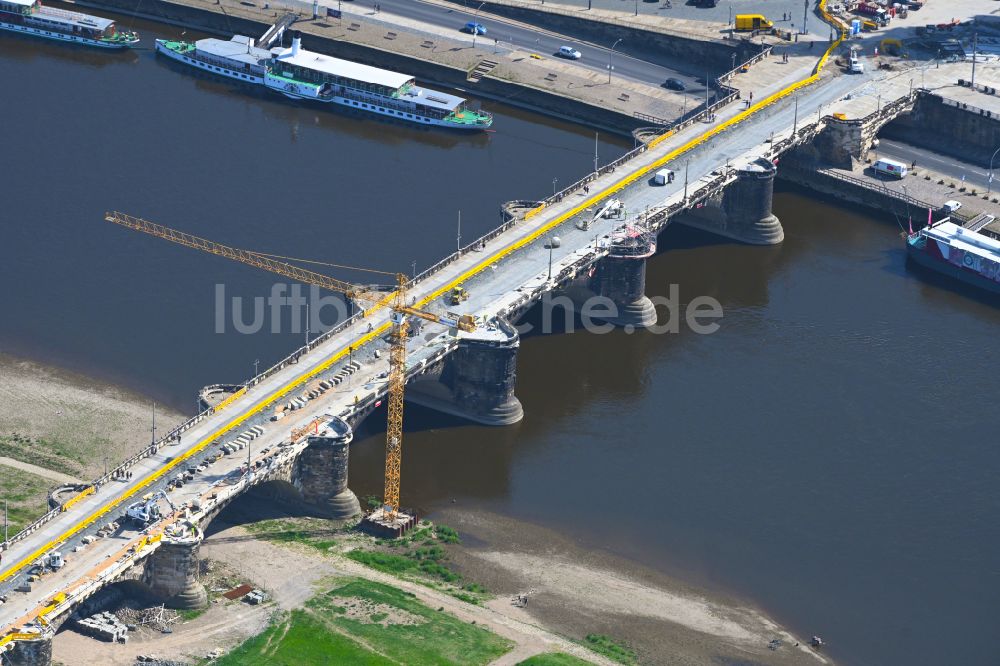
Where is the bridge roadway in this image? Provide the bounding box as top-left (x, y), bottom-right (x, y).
top-left (0, 26), bottom-right (910, 653)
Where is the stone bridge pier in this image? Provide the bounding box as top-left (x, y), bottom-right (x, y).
top-left (141, 523), bottom-right (208, 610)
top-left (677, 158), bottom-right (784, 245)
top-left (406, 319), bottom-right (523, 426)
top-left (561, 227), bottom-right (658, 329)
top-left (291, 420), bottom-right (361, 520)
top-left (587, 233), bottom-right (658, 328)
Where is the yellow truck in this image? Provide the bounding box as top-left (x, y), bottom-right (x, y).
top-left (734, 14), bottom-right (773, 31)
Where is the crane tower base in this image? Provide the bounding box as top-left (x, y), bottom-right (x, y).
top-left (359, 508), bottom-right (417, 539)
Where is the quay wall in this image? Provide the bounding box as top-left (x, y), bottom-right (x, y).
top-left (881, 92), bottom-right (1000, 169)
top-left (69, 0), bottom-right (647, 135)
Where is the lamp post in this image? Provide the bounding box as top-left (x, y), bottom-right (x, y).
top-left (472, 2), bottom-right (485, 49)
top-left (552, 177), bottom-right (558, 195)
top-left (608, 38), bottom-right (623, 84)
top-left (988, 145), bottom-right (1000, 194)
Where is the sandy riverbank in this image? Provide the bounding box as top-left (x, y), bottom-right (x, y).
top-left (0, 353), bottom-right (187, 481)
top-left (433, 506), bottom-right (828, 665)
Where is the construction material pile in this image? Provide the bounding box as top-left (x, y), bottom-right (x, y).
top-left (73, 610), bottom-right (129, 643)
top-left (116, 604), bottom-right (181, 633)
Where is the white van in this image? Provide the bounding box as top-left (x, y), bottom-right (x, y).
top-left (873, 158), bottom-right (908, 179)
top-left (653, 169), bottom-right (675, 185)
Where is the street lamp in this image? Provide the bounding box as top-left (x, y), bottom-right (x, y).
top-left (989, 145), bottom-right (1000, 193)
top-left (552, 177), bottom-right (559, 195)
top-left (472, 1), bottom-right (485, 49)
top-left (608, 38), bottom-right (623, 84)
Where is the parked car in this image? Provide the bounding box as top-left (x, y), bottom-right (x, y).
top-left (942, 200), bottom-right (963, 214)
top-left (665, 78), bottom-right (686, 91)
top-left (464, 21), bottom-right (487, 35)
top-left (558, 45), bottom-right (582, 59)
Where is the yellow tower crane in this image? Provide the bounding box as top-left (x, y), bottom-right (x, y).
top-left (103, 211), bottom-right (475, 526)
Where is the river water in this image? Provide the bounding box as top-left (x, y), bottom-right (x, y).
top-left (1, 15), bottom-right (999, 666)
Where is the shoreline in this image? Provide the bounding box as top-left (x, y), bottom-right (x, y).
top-left (431, 506), bottom-right (829, 665)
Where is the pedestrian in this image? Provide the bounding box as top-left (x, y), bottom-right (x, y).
top-left (749, 91), bottom-right (753, 102)
top-left (810, 41), bottom-right (814, 50)
top-left (584, 184), bottom-right (590, 194)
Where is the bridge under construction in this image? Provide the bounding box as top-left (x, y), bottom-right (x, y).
top-left (0, 2), bottom-right (976, 660)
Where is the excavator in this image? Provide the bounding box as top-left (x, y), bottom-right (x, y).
top-left (103, 212), bottom-right (476, 528)
top-left (125, 490), bottom-right (177, 527)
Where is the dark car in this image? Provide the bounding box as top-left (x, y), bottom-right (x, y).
top-left (665, 78), bottom-right (686, 91)
top-left (464, 22), bottom-right (487, 35)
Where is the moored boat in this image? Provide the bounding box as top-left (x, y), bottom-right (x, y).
top-left (0, 0), bottom-right (138, 48)
top-left (154, 30), bottom-right (493, 131)
top-left (154, 35), bottom-right (271, 84)
top-left (906, 212), bottom-right (1000, 295)
top-left (267, 32), bottom-right (492, 130)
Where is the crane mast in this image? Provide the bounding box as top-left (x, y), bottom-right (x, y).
top-left (384, 287), bottom-right (408, 518)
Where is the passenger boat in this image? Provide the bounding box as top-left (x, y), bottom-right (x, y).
top-left (155, 35), bottom-right (270, 85)
top-left (0, 0), bottom-right (138, 48)
top-left (906, 211), bottom-right (1000, 295)
top-left (155, 31), bottom-right (492, 131)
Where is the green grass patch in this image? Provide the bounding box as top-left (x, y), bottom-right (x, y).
top-left (580, 634), bottom-right (637, 665)
top-left (324, 579), bottom-right (512, 664)
top-left (215, 610), bottom-right (393, 665)
top-left (0, 464), bottom-right (56, 535)
top-left (345, 550), bottom-right (417, 575)
top-left (217, 578), bottom-right (513, 665)
top-left (517, 653), bottom-right (595, 666)
top-left (176, 607), bottom-right (208, 622)
top-left (346, 545), bottom-right (464, 584)
top-left (243, 517), bottom-right (342, 553)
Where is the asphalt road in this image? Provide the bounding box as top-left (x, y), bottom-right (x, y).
top-left (877, 138), bottom-right (994, 192)
top-left (369, 0), bottom-right (710, 95)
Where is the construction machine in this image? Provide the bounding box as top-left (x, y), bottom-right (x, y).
top-left (125, 490), bottom-right (177, 526)
top-left (103, 212), bottom-right (476, 530)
